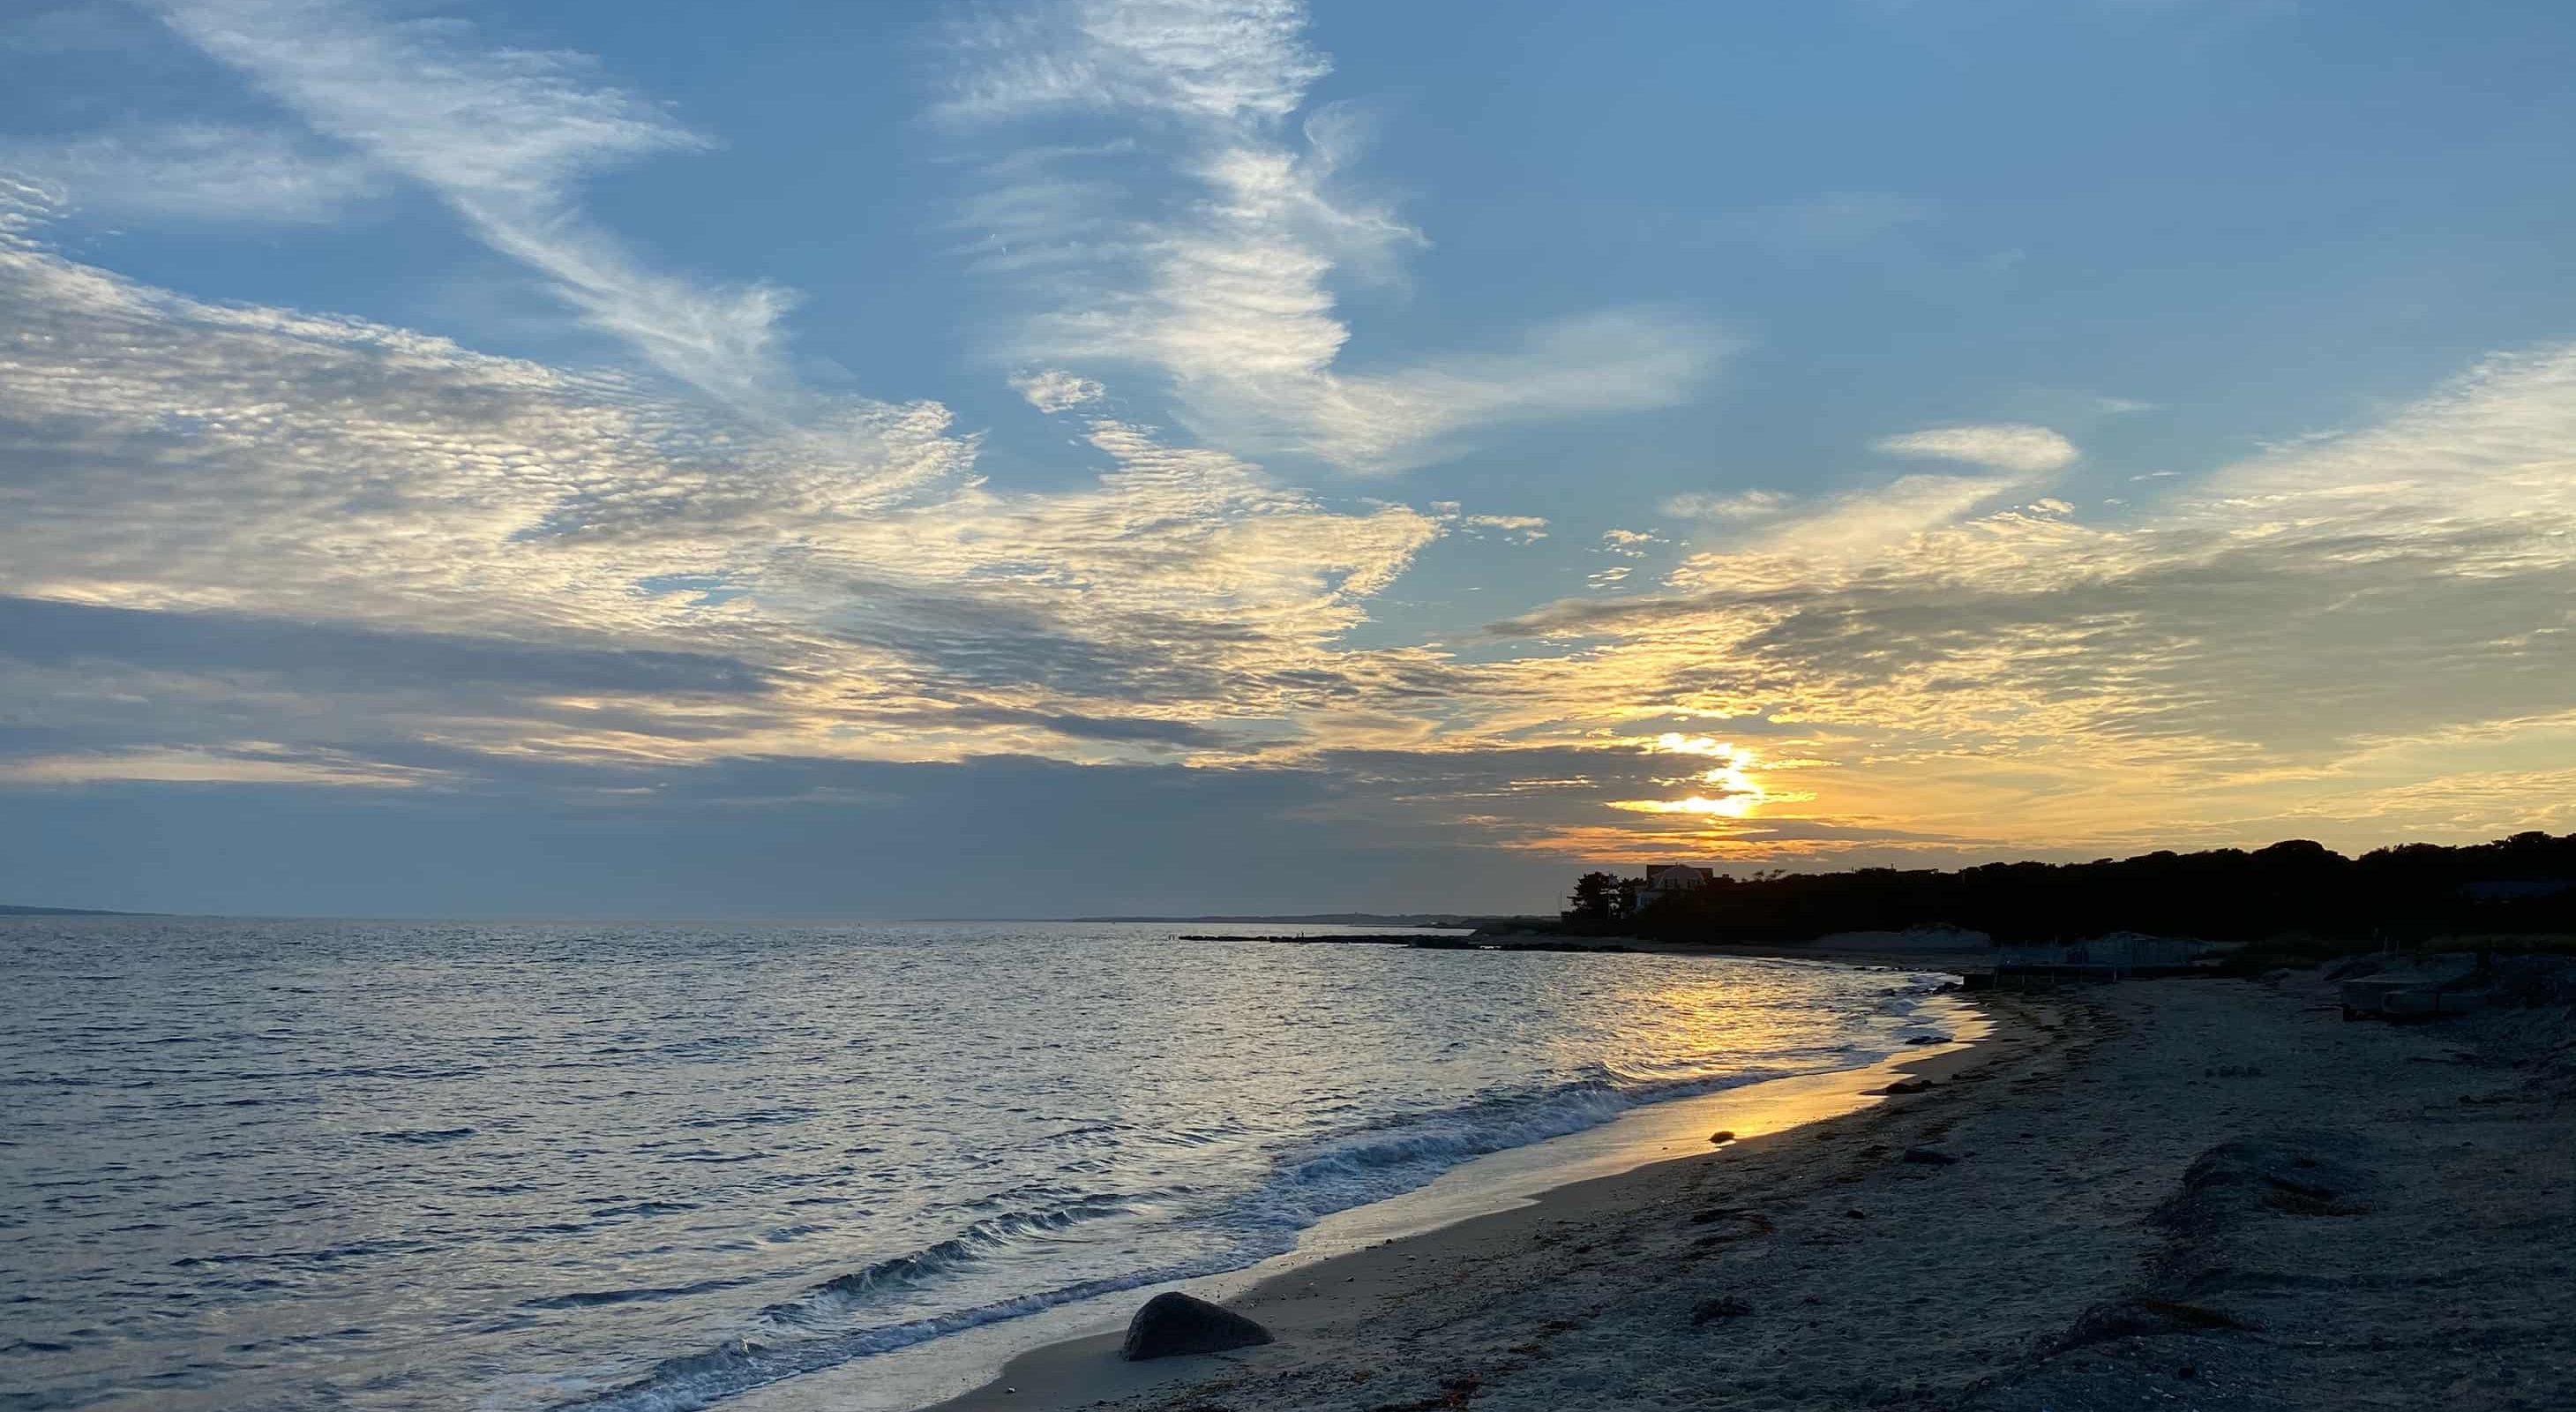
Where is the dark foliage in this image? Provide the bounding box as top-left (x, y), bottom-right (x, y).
top-left (1609, 831), bottom-right (2576, 946)
top-left (1565, 870), bottom-right (1624, 921)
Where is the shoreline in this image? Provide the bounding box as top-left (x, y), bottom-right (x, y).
top-left (913, 971), bottom-right (2574, 1412)
top-left (1239, 927), bottom-right (2016, 972)
top-left (913, 987), bottom-right (2020, 1412)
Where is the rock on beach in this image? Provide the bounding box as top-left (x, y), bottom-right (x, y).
top-left (1120, 1292), bottom-right (1274, 1361)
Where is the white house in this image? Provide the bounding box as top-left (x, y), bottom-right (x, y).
top-left (1640, 864), bottom-right (1715, 905)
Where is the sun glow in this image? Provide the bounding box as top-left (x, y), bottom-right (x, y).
top-left (1649, 732), bottom-right (1732, 756)
top-left (1614, 737), bottom-right (1768, 819)
top-left (1610, 794), bottom-right (1756, 818)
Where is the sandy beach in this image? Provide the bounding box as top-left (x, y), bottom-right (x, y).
top-left (933, 970), bottom-right (2575, 1412)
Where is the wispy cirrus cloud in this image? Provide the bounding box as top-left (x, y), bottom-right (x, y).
top-left (1663, 488), bottom-right (1791, 522)
top-left (941, 0), bottom-right (1327, 124)
top-left (153, 0), bottom-right (795, 415)
top-left (1721, 473), bottom-right (2033, 571)
top-left (0, 123), bottom-right (381, 225)
top-left (1873, 422), bottom-right (2078, 473)
top-left (946, 0), bottom-right (1727, 472)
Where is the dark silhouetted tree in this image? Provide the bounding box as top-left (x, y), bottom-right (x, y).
top-left (1567, 871), bottom-right (1622, 921)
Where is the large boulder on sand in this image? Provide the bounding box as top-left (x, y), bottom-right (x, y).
top-left (1120, 1292), bottom-right (1273, 1361)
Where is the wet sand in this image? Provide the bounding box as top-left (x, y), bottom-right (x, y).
top-left (929, 971), bottom-right (2575, 1411)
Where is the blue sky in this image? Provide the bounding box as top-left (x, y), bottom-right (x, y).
top-left (2, 0), bottom-right (2572, 916)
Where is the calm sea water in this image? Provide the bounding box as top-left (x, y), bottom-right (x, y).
top-left (1, 919), bottom-right (1958, 1412)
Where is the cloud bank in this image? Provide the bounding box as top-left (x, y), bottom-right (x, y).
top-left (1, 0), bottom-right (2570, 897)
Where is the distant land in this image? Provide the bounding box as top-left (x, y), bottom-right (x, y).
top-left (1062, 913), bottom-right (1522, 928)
top-left (1557, 831), bottom-right (2576, 950)
top-left (0, 903), bottom-right (141, 916)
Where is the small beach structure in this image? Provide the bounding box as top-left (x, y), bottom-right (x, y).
top-left (1985, 932), bottom-right (2221, 988)
top-left (2337, 954), bottom-right (2497, 1020)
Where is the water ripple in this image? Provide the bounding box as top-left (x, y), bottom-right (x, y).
top-left (1, 916), bottom-right (1951, 1412)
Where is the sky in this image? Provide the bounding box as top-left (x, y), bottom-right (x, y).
top-left (2, 0), bottom-right (2572, 918)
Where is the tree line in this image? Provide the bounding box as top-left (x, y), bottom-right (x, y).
top-left (1565, 831), bottom-right (2576, 945)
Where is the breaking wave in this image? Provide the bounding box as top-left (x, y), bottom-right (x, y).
top-left (550, 978), bottom-right (1963, 1412)
top-left (32, 918), bottom-right (1964, 1412)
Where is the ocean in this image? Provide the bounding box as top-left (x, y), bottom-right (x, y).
top-left (1, 919), bottom-right (1962, 1412)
